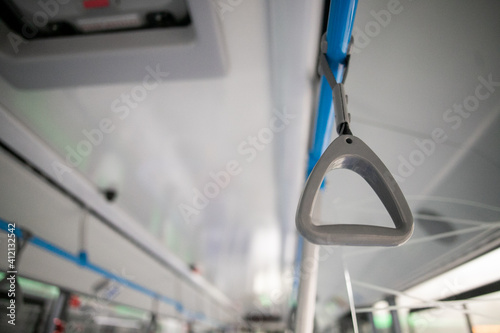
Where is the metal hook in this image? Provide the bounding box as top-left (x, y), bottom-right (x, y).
top-left (318, 42), bottom-right (351, 136)
top-left (296, 35), bottom-right (413, 247)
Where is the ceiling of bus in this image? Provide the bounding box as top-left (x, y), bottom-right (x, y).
top-left (0, 0), bottom-right (321, 321)
top-left (314, 0), bottom-right (500, 326)
top-left (0, 0), bottom-right (499, 328)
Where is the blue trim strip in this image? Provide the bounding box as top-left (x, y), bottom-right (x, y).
top-left (0, 218), bottom-right (214, 325)
top-left (294, 0), bottom-right (358, 303)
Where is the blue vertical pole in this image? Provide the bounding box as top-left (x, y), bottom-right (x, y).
top-left (294, 1), bottom-right (358, 331)
top-left (309, 0), bottom-right (358, 167)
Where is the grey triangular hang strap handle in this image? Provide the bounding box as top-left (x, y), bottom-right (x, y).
top-left (296, 35), bottom-right (414, 247)
top-left (296, 135), bottom-right (414, 246)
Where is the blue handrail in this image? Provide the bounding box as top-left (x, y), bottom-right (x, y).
top-left (308, 0), bottom-right (358, 169)
top-left (294, 0), bottom-right (358, 303)
top-left (0, 218), bottom-right (214, 325)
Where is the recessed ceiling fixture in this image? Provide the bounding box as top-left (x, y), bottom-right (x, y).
top-left (0, 1), bottom-right (227, 88)
top-left (0, 0), bottom-right (190, 38)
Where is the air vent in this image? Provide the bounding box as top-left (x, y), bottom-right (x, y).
top-left (0, 0), bottom-right (190, 39)
top-left (0, 1), bottom-right (227, 88)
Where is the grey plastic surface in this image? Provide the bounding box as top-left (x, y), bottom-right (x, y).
top-left (0, 1), bottom-right (227, 88)
top-left (296, 135), bottom-right (414, 246)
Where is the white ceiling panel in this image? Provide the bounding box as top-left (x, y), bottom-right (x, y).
top-left (0, 0), bottom-right (499, 328)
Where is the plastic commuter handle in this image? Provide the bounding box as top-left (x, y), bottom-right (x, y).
top-left (296, 135), bottom-right (414, 246)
